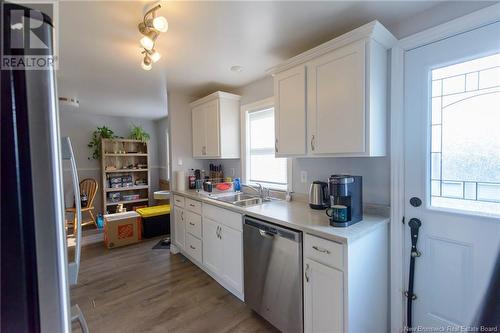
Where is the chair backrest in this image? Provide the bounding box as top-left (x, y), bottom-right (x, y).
top-left (79, 178), bottom-right (98, 208)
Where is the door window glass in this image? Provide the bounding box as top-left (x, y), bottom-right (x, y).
top-left (430, 53), bottom-right (500, 216)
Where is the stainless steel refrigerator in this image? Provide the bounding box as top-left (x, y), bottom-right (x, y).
top-left (1, 3), bottom-right (85, 332)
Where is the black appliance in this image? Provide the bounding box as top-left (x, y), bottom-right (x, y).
top-left (326, 175), bottom-right (363, 227)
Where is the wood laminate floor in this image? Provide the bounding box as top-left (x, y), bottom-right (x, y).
top-left (70, 238), bottom-right (279, 333)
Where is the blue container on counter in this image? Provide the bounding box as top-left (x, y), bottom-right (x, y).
top-left (233, 178), bottom-right (241, 191)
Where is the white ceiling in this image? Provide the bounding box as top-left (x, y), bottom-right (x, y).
top-left (57, 1), bottom-right (495, 119)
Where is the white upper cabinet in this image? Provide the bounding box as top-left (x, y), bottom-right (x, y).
top-left (191, 91), bottom-right (241, 159)
top-left (274, 66), bottom-right (307, 156)
top-left (269, 21), bottom-right (396, 157)
top-left (307, 40), bottom-right (366, 155)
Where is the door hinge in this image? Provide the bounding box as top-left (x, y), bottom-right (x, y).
top-left (402, 216), bottom-right (405, 224)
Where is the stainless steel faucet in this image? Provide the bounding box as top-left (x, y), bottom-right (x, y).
top-left (245, 183), bottom-right (270, 201)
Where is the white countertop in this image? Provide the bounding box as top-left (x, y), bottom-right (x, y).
top-left (171, 189), bottom-right (389, 244)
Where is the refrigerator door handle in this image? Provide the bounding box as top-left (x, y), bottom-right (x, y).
top-left (63, 137), bottom-right (81, 286)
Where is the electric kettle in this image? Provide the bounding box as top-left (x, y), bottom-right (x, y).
top-left (309, 181), bottom-right (329, 210)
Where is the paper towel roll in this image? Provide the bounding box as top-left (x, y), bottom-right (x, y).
top-left (175, 170), bottom-right (186, 191)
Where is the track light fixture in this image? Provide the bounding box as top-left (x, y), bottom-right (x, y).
top-left (138, 4), bottom-right (168, 70)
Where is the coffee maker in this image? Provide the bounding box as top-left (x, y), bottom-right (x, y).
top-left (326, 175), bottom-right (362, 227)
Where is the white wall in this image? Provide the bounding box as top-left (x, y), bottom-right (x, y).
top-left (59, 111), bottom-right (161, 213)
top-left (167, 92), bottom-right (204, 189)
top-left (155, 116), bottom-right (169, 181)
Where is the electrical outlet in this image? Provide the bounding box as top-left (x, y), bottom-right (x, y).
top-left (177, 158), bottom-right (183, 166)
top-left (300, 171), bottom-right (308, 183)
top-left (230, 168), bottom-right (235, 176)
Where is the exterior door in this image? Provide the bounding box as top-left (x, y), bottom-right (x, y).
top-left (404, 21), bottom-right (500, 329)
top-left (202, 217), bottom-right (222, 275)
top-left (307, 40), bottom-right (365, 155)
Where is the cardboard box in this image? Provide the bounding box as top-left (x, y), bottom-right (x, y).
top-left (104, 211), bottom-right (141, 248)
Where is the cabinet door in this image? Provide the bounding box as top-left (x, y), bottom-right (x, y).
top-left (202, 217), bottom-right (222, 275)
top-left (204, 100), bottom-right (220, 157)
top-left (220, 226), bottom-right (243, 293)
top-left (274, 66), bottom-right (306, 156)
top-left (192, 104), bottom-right (206, 157)
top-left (304, 258), bottom-right (344, 333)
top-left (307, 40), bottom-right (366, 155)
top-left (173, 207), bottom-right (186, 250)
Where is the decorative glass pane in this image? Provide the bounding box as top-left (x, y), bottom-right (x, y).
top-left (431, 125), bottom-right (441, 153)
top-left (431, 180), bottom-right (441, 197)
top-left (465, 72), bottom-right (479, 91)
top-left (432, 80), bottom-right (442, 97)
top-left (431, 97), bottom-right (442, 124)
top-left (431, 153), bottom-right (441, 179)
top-left (477, 183), bottom-right (500, 203)
top-left (430, 52), bottom-right (500, 216)
top-left (442, 75), bottom-right (465, 95)
top-left (441, 181), bottom-right (463, 199)
top-left (478, 67), bottom-right (500, 90)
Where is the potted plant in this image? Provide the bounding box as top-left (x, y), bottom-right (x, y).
top-left (88, 126), bottom-right (116, 159)
top-left (129, 124), bottom-right (150, 142)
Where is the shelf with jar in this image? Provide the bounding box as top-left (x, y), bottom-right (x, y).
top-left (101, 138), bottom-right (150, 214)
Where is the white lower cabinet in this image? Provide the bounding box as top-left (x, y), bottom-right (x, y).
top-left (202, 204), bottom-right (244, 300)
top-left (220, 225), bottom-right (243, 293)
top-left (304, 225), bottom-right (389, 333)
top-left (202, 217), bottom-right (223, 275)
top-left (173, 196), bottom-right (244, 301)
top-left (304, 258), bottom-right (344, 333)
top-left (173, 206), bottom-right (185, 250)
top-left (185, 233), bottom-right (202, 263)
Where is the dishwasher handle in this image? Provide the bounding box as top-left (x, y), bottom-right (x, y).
top-left (259, 229), bottom-right (275, 239)
top-left (244, 216), bottom-right (301, 242)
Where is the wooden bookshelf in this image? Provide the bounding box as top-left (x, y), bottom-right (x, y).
top-left (101, 138), bottom-right (150, 213)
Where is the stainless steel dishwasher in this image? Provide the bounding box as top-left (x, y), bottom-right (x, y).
top-left (243, 216), bottom-right (303, 333)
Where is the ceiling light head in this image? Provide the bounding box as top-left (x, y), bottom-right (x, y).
top-left (230, 65), bottom-right (244, 73)
top-left (152, 16), bottom-right (168, 32)
top-left (150, 50), bottom-right (161, 63)
top-left (142, 56), bottom-right (152, 71)
top-left (140, 35), bottom-right (155, 51)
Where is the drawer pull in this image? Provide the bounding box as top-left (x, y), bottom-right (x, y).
top-left (312, 245), bottom-right (331, 254)
top-left (190, 245), bottom-right (196, 250)
top-left (189, 204), bottom-right (195, 207)
top-left (189, 222), bottom-right (195, 226)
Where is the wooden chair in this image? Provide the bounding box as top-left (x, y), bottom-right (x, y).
top-left (66, 178), bottom-right (99, 235)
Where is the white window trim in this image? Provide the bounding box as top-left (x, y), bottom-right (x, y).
top-left (240, 97), bottom-right (293, 192)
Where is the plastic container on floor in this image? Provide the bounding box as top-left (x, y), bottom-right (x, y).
top-left (136, 205), bottom-right (171, 238)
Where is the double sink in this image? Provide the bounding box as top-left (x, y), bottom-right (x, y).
top-left (211, 193), bottom-right (264, 207)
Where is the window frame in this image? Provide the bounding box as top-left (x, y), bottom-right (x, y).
top-left (240, 98), bottom-right (293, 192)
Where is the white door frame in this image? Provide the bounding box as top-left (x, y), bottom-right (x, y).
top-left (389, 4), bottom-right (500, 332)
